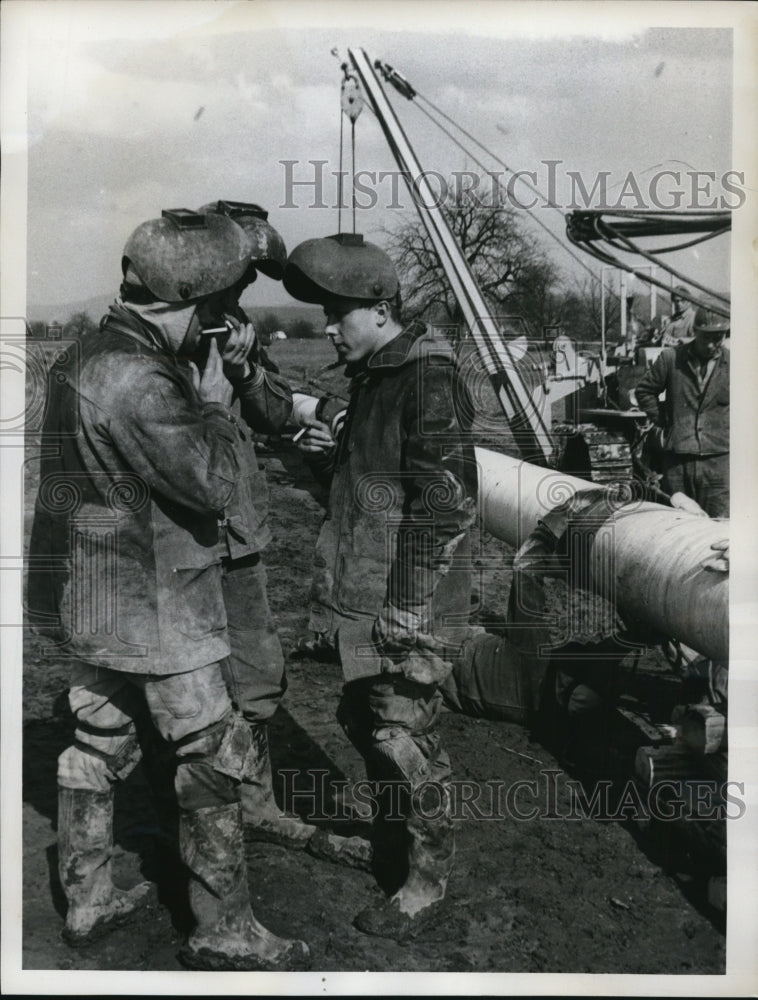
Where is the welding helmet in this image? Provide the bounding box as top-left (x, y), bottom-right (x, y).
top-left (283, 233), bottom-right (399, 304)
top-left (122, 209), bottom-right (249, 302)
top-left (199, 200), bottom-right (287, 280)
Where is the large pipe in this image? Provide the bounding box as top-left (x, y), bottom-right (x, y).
top-left (475, 447), bottom-right (728, 662)
top-left (289, 392), bottom-right (728, 660)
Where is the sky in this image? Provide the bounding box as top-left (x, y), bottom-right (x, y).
top-left (4, 2), bottom-right (744, 316)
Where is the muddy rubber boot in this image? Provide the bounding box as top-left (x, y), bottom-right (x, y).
top-left (354, 785), bottom-right (455, 941)
top-left (240, 724), bottom-right (316, 850)
top-left (58, 786), bottom-right (155, 947)
top-left (178, 801), bottom-right (311, 972)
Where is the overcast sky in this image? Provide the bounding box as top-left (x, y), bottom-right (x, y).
top-left (7, 1), bottom-right (742, 314)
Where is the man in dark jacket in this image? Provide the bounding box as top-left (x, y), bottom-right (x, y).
top-left (28, 210), bottom-right (309, 971)
top-left (196, 201), bottom-right (315, 848)
top-left (283, 233), bottom-right (478, 941)
top-left (635, 304), bottom-right (730, 517)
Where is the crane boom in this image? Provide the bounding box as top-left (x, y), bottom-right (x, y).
top-left (347, 47), bottom-right (554, 465)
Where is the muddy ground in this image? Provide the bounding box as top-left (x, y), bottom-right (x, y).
top-left (21, 338), bottom-right (726, 975)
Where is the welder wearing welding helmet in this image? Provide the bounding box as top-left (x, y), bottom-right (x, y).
top-left (33, 208), bottom-right (310, 971)
top-left (192, 201), bottom-right (320, 852)
top-left (283, 232), bottom-right (478, 942)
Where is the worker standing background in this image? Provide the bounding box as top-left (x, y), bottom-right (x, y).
top-left (660, 285), bottom-right (698, 346)
top-left (635, 304), bottom-right (730, 518)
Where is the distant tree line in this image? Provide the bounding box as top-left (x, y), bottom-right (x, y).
top-left (26, 311), bottom-right (99, 341)
top-left (26, 310), bottom-right (320, 343)
top-left (383, 182), bottom-right (670, 347)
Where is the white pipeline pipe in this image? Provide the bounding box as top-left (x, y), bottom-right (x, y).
top-left (475, 447), bottom-right (728, 662)
top-left (289, 394), bottom-right (728, 660)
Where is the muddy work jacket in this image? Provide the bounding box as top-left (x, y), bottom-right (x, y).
top-left (28, 304), bottom-right (243, 674)
top-left (193, 319), bottom-right (293, 560)
top-left (635, 342), bottom-right (729, 455)
top-left (309, 322), bottom-right (478, 682)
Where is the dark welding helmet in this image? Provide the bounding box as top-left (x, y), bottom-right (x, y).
top-left (693, 304), bottom-right (730, 335)
top-left (198, 200), bottom-right (287, 281)
top-left (283, 233), bottom-right (399, 304)
top-left (122, 209), bottom-right (249, 302)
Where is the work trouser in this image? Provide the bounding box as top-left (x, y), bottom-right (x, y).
top-left (57, 660), bottom-right (244, 812)
top-left (220, 555), bottom-right (286, 724)
top-left (442, 630), bottom-right (612, 724)
top-left (338, 672), bottom-right (453, 890)
top-left (662, 451), bottom-right (729, 518)
top-left (338, 672), bottom-right (451, 779)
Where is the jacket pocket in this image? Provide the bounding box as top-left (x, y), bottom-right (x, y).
top-left (172, 564), bottom-right (227, 639)
top-left (335, 552), bottom-right (388, 617)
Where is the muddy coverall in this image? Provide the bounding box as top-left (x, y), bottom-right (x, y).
top-left (28, 302), bottom-right (270, 949)
top-left (308, 322), bottom-right (478, 907)
top-left (190, 323), bottom-right (313, 845)
top-left (189, 327), bottom-right (294, 724)
top-left (442, 487), bottom-right (632, 769)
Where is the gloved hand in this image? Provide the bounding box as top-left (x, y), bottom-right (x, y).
top-left (374, 603), bottom-right (426, 646)
top-left (702, 538), bottom-right (729, 573)
top-left (669, 491), bottom-right (708, 517)
top-left (373, 605), bottom-right (452, 685)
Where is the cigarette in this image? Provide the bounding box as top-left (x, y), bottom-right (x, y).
top-left (292, 426), bottom-right (307, 442)
top-left (201, 324), bottom-right (232, 336)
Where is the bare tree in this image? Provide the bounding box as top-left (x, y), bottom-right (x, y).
top-left (63, 311), bottom-right (99, 340)
top-left (567, 275), bottom-right (621, 345)
top-left (383, 186), bottom-right (561, 337)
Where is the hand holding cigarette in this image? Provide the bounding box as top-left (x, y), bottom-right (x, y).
top-left (293, 419), bottom-right (337, 453)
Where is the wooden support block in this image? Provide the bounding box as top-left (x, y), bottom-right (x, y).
top-left (672, 704), bottom-right (727, 755)
top-left (615, 705), bottom-right (675, 748)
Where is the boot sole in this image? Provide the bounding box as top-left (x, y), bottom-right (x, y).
top-left (243, 824), bottom-right (315, 851)
top-left (353, 899), bottom-right (441, 942)
top-left (306, 830), bottom-right (373, 872)
top-left (178, 939), bottom-right (311, 972)
top-left (61, 884), bottom-right (156, 948)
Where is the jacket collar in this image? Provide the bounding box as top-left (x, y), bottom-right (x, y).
top-left (675, 339), bottom-right (726, 367)
top-left (365, 320), bottom-right (438, 372)
top-left (102, 299), bottom-right (198, 358)
top-left (101, 301), bottom-right (165, 352)
top-left (684, 339), bottom-right (727, 369)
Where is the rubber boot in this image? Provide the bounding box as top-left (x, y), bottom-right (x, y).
top-left (178, 801), bottom-right (311, 971)
top-left (354, 781), bottom-right (455, 941)
top-left (58, 786), bottom-right (155, 947)
top-left (239, 724), bottom-right (316, 849)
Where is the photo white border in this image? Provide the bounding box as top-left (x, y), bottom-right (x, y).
top-left (2, 1), bottom-right (756, 994)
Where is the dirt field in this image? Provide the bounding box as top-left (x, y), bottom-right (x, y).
top-left (21, 336), bottom-right (726, 974)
